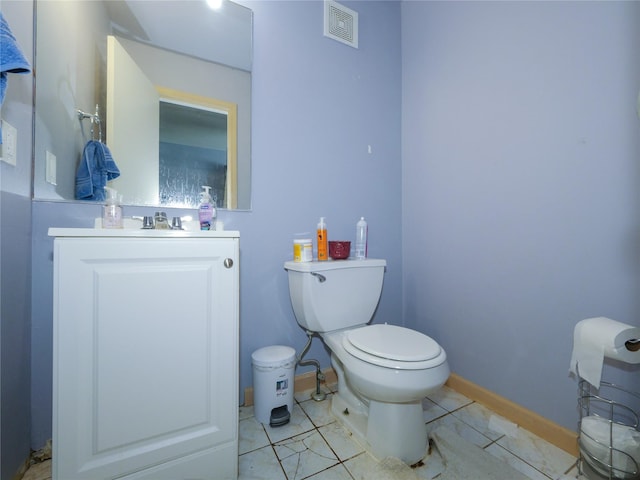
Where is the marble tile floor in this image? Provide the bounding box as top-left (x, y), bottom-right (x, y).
top-left (23, 384), bottom-right (588, 480)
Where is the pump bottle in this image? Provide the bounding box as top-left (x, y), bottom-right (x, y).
top-left (102, 187), bottom-right (123, 228)
top-left (198, 186), bottom-right (216, 230)
top-left (317, 217), bottom-right (328, 261)
top-left (355, 217), bottom-right (368, 259)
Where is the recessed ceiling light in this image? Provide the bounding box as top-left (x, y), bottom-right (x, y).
top-left (206, 0), bottom-right (223, 10)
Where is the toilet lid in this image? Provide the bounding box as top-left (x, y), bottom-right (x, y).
top-left (345, 324), bottom-right (441, 362)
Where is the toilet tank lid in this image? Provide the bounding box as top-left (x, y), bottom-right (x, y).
top-left (284, 258), bottom-right (386, 272)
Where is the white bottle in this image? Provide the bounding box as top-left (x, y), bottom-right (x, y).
top-left (198, 186), bottom-right (216, 230)
top-left (355, 217), bottom-right (368, 259)
top-left (102, 187), bottom-right (123, 229)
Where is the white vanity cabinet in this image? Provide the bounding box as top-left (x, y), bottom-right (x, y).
top-left (49, 228), bottom-right (240, 480)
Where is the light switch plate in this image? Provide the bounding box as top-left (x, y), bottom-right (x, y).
top-left (46, 150), bottom-right (57, 185)
top-left (1, 120), bottom-right (18, 166)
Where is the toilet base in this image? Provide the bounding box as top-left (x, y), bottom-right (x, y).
top-left (330, 391), bottom-right (427, 465)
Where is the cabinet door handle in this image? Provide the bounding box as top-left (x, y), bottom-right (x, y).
top-left (224, 258), bottom-right (234, 268)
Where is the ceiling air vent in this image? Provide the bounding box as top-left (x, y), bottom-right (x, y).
top-left (324, 0), bottom-right (358, 49)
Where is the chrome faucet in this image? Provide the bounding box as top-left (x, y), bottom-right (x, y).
top-left (154, 212), bottom-right (170, 229)
top-left (134, 213), bottom-right (184, 229)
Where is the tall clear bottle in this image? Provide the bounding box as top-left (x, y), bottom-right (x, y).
top-left (317, 217), bottom-right (328, 261)
top-left (355, 217), bottom-right (368, 259)
top-left (102, 187), bottom-right (123, 229)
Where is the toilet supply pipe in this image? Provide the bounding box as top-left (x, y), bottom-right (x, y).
top-left (297, 331), bottom-right (326, 401)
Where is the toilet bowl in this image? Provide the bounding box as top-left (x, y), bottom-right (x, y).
top-left (284, 259), bottom-right (450, 464)
top-left (323, 325), bottom-right (449, 463)
top-left (324, 324), bottom-right (449, 403)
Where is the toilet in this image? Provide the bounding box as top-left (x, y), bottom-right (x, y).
top-left (284, 258), bottom-right (450, 465)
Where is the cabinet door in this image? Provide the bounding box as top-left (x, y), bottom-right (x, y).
top-left (53, 237), bottom-right (239, 480)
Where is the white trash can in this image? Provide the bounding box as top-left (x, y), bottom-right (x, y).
top-left (251, 345), bottom-right (296, 427)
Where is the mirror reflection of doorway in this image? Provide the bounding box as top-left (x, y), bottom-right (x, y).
top-left (159, 101), bottom-right (228, 208)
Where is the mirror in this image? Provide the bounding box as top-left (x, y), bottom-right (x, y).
top-left (33, 0), bottom-right (252, 210)
top-left (158, 89), bottom-right (238, 209)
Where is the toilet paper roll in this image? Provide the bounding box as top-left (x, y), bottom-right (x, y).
top-left (569, 317), bottom-right (640, 388)
top-left (580, 415), bottom-right (640, 479)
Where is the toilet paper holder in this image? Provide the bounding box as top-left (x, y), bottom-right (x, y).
top-left (577, 380), bottom-right (640, 480)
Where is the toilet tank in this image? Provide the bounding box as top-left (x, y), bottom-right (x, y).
top-left (284, 259), bottom-right (386, 333)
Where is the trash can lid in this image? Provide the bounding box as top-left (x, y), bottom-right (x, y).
top-left (252, 345), bottom-right (296, 367)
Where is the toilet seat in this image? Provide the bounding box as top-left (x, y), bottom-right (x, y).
top-left (342, 324), bottom-right (444, 370)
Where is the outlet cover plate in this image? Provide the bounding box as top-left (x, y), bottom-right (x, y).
top-left (1, 120), bottom-right (18, 166)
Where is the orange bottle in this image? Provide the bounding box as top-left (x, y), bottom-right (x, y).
top-left (317, 217), bottom-right (328, 261)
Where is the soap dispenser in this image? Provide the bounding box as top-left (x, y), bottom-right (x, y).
top-left (198, 186), bottom-right (216, 231)
top-left (102, 187), bottom-right (123, 229)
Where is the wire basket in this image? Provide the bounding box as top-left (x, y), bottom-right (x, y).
top-left (578, 380), bottom-right (640, 479)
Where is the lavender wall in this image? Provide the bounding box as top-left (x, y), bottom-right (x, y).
top-left (402, 1), bottom-right (640, 431)
top-left (0, 2), bottom-right (34, 478)
top-left (1, 193), bottom-right (32, 480)
top-left (29, 1), bottom-right (403, 447)
top-left (19, 0), bottom-right (637, 456)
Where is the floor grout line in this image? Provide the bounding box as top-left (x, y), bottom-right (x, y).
top-left (22, 386), bottom-right (583, 480)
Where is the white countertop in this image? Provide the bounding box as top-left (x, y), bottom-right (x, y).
top-left (48, 228), bottom-right (239, 238)
top-left (49, 217), bottom-right (239, 238)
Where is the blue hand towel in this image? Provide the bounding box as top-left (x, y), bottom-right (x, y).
top-left (1, 11), bottom-right (31, 142)
top-left (75, 140), bottom-right (120, 201)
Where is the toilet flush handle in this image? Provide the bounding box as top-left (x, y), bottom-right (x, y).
top-left (310, 272), bottom-right (326, 283)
